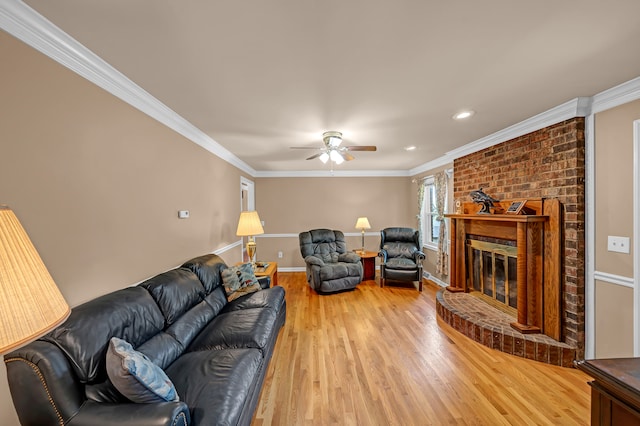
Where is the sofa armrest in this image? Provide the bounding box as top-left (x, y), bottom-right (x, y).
top-left (378, 249), bottom-right (388, 263)
top-left (258, 275), bottom-right (271, 289)
top-left (304, 255), bottom-right (325, 267)
top-left (68, 401), bottom-right (190, 426)
top-left (338, 252), bottom-right (360, 263)
top-left (414, 250), bottom-right (426, 261)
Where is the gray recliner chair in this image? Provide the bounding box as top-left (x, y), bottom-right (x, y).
top-left (379, 227), bottom-right (425, 291)
top-left (299, 229), bottom-right (363, 294)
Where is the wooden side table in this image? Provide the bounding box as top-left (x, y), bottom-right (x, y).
top-left (254, 262), bottom-right (278, 286)
top-left (354, 250), bottom-right (378, 281)
top-left (236, 261), bottom-right (278, 286)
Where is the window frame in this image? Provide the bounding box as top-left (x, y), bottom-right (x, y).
top-left (421, 177), bottom-right (439, 251)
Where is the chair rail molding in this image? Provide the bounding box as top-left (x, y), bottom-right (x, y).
top-left (593, 271), bottom-right (635, 289)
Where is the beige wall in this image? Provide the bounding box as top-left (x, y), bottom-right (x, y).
top-left (595, 280), bottom-right (634, 357)
top-left (0, 32), bottom-right (245, 423)
top-left (593, 98), bottom-right (640, 357)
top-left (255, 177), bottom-right (415, 268)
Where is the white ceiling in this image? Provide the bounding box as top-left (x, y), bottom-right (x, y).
top-left (17, 0), bottom-right (640, 173)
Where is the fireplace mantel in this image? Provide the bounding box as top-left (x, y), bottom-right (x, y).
top-left (445, 198), bottom-right (562, 340)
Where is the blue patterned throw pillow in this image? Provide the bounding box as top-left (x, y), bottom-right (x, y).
top-left (221, 263), bottom-right (261, 301)
top-left (106, 337), bottom-right (179, 403)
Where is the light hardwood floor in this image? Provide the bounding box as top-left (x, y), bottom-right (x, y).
top-left (254, 273), bottom-right (591, 425)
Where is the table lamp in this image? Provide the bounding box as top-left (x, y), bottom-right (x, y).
top-left (355, 217), bottom-right (371, 254)
top-left (236, 210), bottom-right (264, 264)
top-left (0, 205), bottom-right (70, 354)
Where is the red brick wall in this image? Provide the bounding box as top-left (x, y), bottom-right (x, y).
top-left (453, 118), bottom-right (586, 356)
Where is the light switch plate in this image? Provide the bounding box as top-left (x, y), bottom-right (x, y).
top-left (607, 235), bottom-right (630, 254)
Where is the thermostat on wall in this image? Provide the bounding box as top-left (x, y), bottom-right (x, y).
top-left (178, 210), bottom-right (190, 219)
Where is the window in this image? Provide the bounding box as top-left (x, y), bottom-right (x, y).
top-left (421, 178), bottom-right (439, 248)
top-left (420, 172), bottom-right (450, 250)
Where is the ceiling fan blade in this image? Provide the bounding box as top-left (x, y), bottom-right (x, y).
top-left (306, 153), bottom-right (324, 160)
top-left (345, 145), bottom-right (377, 152)
top-left (290, 146), bottom-right (320, 150)
top-left (343, 152), bottom-right (355, 161)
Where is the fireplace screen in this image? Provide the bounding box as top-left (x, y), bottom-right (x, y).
top-left (466, 239), bottom-right (518, 312)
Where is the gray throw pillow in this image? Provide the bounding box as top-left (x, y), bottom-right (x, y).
top-left (105, 337), bottom-right (179, 403)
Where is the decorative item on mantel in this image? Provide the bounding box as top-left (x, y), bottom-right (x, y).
top-left (469, 187), bottom-right (499, 214)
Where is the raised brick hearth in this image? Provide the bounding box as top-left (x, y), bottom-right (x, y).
top-left (436, 289), bottom-right (576, 367)
top-left (452, 118), bottom-right (586, 359)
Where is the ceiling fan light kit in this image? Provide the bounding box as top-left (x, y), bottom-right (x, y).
top-left (291, 130), bottom-right (377, 165)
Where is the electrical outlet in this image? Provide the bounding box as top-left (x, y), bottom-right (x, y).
top-left (278, 251), bottom-right (283, 258)
top-left (607, 235), bottom-right (630, 254)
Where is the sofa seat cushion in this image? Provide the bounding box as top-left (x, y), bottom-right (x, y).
top-left (221, 286), bottom-right (285, 315)
top-left (385, 257), bottom-right (418, 270)
top-left (319, 262), bottom-right (362, 280)
top-left (317, 275), bottom-right (360, 294)
top-left (188, 308), bottom-right (277, 354)
top-left (166, 349), bottom-right (262, 426)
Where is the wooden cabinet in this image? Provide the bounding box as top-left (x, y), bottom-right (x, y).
top-left (576, 358), bottom-right (640, 425)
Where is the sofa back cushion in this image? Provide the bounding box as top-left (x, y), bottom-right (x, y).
top-left (139, 268), bottom-right (205, 327)
top-left (182, 253), bottom-right (227, 293)
top-left (380, 227), bottom-right (420, 259)
top-left (43, 286), bottom-right (165, 383)
top-left (299, 229), bottom-right (347, 263)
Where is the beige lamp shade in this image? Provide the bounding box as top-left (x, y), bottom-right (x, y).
top-left (355, 217), bottom-right (371, 230)
top-left (0, 206), bottom-right (70, 354)
top-left (236, 211), bottom-right (264, 236)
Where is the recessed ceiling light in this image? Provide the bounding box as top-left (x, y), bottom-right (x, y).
top-left (453, 110), bottom-right (475, 120)
top-left (404, 145), bottom-right (417, 151)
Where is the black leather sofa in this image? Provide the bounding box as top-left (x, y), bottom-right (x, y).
top-left (4, 253), bottom-right (286, 426)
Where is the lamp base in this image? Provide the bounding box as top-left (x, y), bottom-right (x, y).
top-left (247, 239), bottom-right (257, 265)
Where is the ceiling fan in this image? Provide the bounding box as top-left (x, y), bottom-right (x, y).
top-left (290, 131), bottom-right (377, 164)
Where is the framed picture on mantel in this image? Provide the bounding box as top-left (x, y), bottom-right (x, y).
top-left (505, 200), bottom-right (527, 215)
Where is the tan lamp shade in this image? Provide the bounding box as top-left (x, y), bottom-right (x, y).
top-left (0, 206), bottom-right (70, 354)
top-left (235, 210), bottom-right (265, 236)
top-left (355, 217), bottom-right (371, 230)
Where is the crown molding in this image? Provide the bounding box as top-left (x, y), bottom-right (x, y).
top-left (591, 76), bottom-right (640, 114)
top-left (0, 0), bottom-right (256, 176)
top-left (409, 154), bottom-right (455, 176)
top-left (254, 169), bottom-right (410, 178)
top-left (439, 97), bottom-right (592, 166)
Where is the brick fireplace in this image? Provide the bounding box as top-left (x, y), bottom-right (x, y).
top-left (439, 118), bottom-right (586, 362)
